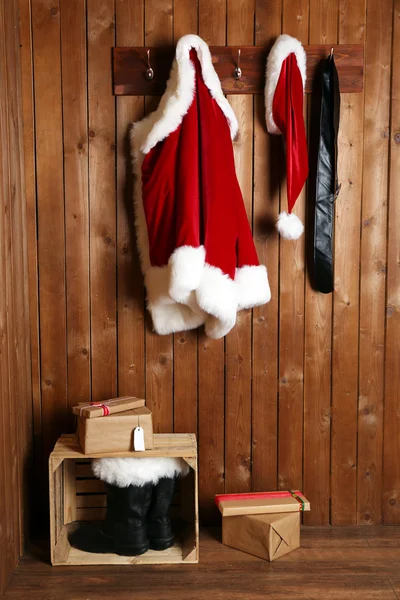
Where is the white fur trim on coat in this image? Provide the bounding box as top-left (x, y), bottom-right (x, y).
top-left (196, 265), bottom-right (238, 339)
top-left (265, 34), bottom-right (307, 135)
top-left (133, 34), bottom-right (238, 155)
top-left (276, 211), bottom-right (304, 240)
top-left (235, 265), bottom-right (271, 310)
top-left (169, 245), bottom-right (206, 304)
top-left (92, 457), bottom-right (190, 488)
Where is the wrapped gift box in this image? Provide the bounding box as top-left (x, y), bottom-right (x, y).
top-left (215, 490), bottom-right (310, 562)
top-left (77, 406), bottom-right (154, 454)
top-left (72, 396), bottom-right (145, 418)
top-left (222, 512), bottom-right (300, 562)
top-left (215, 490), bottom-right (310, 516)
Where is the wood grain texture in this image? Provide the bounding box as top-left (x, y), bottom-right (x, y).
top-left (116, 0), bottom-right (145, 400)
top-left (0, 0), bottom-right (18, 586)
top-left (224, 0), bottom-right (254, 495)
top-left (87, 0), bottom-right (117, 402)
top-left (331, 0), bottom-right (366, 525)
top-left (113, 45), bottom-right (364, 96)
top-left (357, 0), bottom-right (392, 525)
top-left (144, 0), bottom-right (174, 434)
top-left (61, 0), bottom-right (90, 414)
top-left (16, 0), bottom-right (400, 533)
top-left (383, 0), bottom-right (400, 525)
top-left (278, 0), bottom-right (309, 493)
top-left (18, 0), bottom-right (41, 467)
top-left (0, 0), bottom-right (32, 594)
top-left (32, 0), bottom-right (68, 457)
top-left (6, 0), bottom-right (33, 554)
top-left (251, 0), bottom-right (281, 494)
top-left (303, 0), bottom-right (337, 526)
top-left (6, 528), bottom-right (400, 599)
top-left (173, 0), bottom-right (198, 437)
top-left (174, 0), bottom-right (198, 39)
top-left (197, 0), bottom-right (226, 522)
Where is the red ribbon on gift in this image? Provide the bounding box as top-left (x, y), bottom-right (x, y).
top-left (79, 400), bottom-right (124, 416)
top-left (90, 403), bottom-right (111, 416)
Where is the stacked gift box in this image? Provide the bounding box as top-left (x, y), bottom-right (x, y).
top-left (73, 396), bottom-right (154, 454)
top-left (215, 490), bottom-right (310, 561)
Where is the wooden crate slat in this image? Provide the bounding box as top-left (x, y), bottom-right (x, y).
top-left (50, 433), bottom-right (197, 463)
top-left (76, 507), bottom-right (107, 521)
top-left (75, 463), bottom-right (94, 478)
top-left (76, 494), bottom-right (107, 509)
top-left (113, 44), bottom-right (364, 96)
top-left (76, 479), bottom-right (105, 494)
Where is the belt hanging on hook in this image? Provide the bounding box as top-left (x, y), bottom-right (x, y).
top-left (312, 47), bottom-right (341, 294)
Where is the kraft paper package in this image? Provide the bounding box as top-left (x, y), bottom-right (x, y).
top-left (77, 406), bottom-right (153, 454)
top-left (215, 490), bottom-right (310, 562)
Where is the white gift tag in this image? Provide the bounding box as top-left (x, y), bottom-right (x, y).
top-left (134, 426), bottom-right (145, 451)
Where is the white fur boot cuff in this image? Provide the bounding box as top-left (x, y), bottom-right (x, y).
top-left (92, 457), bottom-right (190, 488)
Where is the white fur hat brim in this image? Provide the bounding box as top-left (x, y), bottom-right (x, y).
top-left (265, 34), bottom-right (307, 135)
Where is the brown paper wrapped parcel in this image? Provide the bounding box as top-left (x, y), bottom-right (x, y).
top-left (215, 491), bottom-right (310, 562)
top-left (77, 406), bottom-right (154, 454)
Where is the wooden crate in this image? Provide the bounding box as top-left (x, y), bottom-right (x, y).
top-left (49, 433), bottom-right (198, 565)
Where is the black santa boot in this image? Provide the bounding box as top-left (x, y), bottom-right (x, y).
top-left (147, 458), bottom-right (190, 551)
top-left (69, 480), bottom-right (152, 556)
top-left (147, 477), bottom-right (176, 551)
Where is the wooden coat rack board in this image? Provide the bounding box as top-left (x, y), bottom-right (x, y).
top-left (113, 45), bottom-right (364, 96)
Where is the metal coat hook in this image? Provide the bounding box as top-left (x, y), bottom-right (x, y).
top-left (145, 49), bottom-right (154, 80)
top-left (234, 48), bottom-right (242, 80)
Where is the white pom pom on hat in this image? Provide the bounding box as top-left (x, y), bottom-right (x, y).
top-left (276, 211), bottom-right (304, 240)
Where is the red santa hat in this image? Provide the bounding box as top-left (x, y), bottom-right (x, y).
top-left (265, 34), bottom-right (308, 240)
top-left (131, 35), bottom-right (271, 339)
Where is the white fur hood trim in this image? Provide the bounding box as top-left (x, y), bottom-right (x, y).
top-left (265, 34), bottom-right (307, 135)
top-left (92, 457), bottom-right (190, 488)
top-left (132, 34), bottom-right (238, 155)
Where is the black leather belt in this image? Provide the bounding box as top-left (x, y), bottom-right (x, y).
top-left (313, 54), bottom-right (341, 294)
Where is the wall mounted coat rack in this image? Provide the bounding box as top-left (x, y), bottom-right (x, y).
top-left (113, 45), bottom-right (364, 96)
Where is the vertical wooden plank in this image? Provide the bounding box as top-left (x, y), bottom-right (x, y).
top-left (303, 0), bottom-right (337, 526)
top-left (252, 0), bottom-right (281, 493)
top-left (309, 0), bottom-right (337, 41)
top-left (87, 0), bottom-right (117, 402)
top-left (383, 0), bottom-right (400, 525)
top-left (357, 0), bottom-right (392, 525)
top-left (174, 0), bottom-right (197, 39)
top-left (18, 0), bottom-right (41, 475)
top-left (198, 0), bottom-right (225, 44)
top-left (7, 0), bottom-right (33, 552)
top-left (61, 0), bottom-right (90, 411)
top-left (31, 0), bottom-right (68, 455)
top-left (173, 0), bottom-right (199, 435)
top-left (331, 0), bottom-right (366, 525)
top-left (198, 0), bottom-right (226, 522)
top-left (116, 0), bottom-right (145, 399)
top-left (0, 0), bottom-right (18, 584)
top-left (0, 0), bottom-right (33, 583)
top-left (17, 0), bottom-right (36, 546)
top-left (144, 0), bottom-right (173, 433)
top-left (224, 0), bottom-right (254, 494)
top-left (278, 0), bottom-right (309, 491)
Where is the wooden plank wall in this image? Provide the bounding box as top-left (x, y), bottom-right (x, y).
top-left (18, 0), bottom-right (400, 526)
top-left (0, 0), bottom-right (33, 595)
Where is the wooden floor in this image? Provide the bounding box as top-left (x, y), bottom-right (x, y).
top-left (4, 527), bottom-right (400, 599)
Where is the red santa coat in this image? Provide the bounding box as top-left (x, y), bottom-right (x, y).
top-left (131, 35), bottom-right (271, 339)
